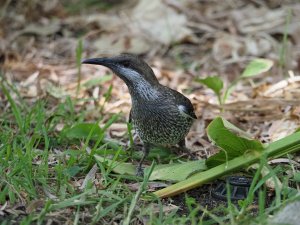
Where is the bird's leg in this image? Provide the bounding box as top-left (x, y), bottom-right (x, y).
top-left (136, 142), bottom-right (151, 176)
top-left (178, 138), bottom-right (188, 150)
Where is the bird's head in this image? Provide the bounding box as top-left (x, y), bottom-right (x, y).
top-left (82, 54), bottom-right (159, 89)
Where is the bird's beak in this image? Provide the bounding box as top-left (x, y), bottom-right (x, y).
top-left (81, 58), bottom-right (113, 66)
top-left (82, 57), bottom-right (131, 84)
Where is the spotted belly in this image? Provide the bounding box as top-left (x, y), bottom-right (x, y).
top-left (133, 114), bottom-right (193, 145)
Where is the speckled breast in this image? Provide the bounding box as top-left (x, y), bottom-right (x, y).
top-left (131, 103), bottom-right (193, 145)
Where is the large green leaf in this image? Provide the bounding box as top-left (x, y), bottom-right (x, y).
top-left (94, 155), bottom-right (206, 182)
top-left (148, 160), bottom-right (206, 182)
top-left (206, 117), bottom-right (264, 168)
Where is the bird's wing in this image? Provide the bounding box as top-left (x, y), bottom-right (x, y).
top-left (169, 89), bottom-right (197, 120)
top-left (178, 104), bottom-right (197, 119)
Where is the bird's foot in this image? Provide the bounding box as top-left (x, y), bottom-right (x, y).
top-left (182, 147), bottom-right (197, 160)
top-left (136, 166), bottom-right (144, 177)
top-left (135, 142), bottom-right (151, 177)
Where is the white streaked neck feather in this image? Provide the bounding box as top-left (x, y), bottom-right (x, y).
top-left (124, 68), bottom-right (159, 100)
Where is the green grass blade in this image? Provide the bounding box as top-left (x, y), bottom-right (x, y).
top-left (1, 81), bottom-right (24, 133)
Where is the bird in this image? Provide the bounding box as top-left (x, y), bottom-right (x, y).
top-left (82, 54), bottom-right (197, 176)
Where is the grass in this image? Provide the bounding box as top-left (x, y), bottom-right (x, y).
top-left (0, 75), bottom-right (299, 224)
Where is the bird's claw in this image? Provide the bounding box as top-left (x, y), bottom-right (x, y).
top-left (136, 166), bottom-right (144, 177)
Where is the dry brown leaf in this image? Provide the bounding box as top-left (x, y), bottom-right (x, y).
top-left (268, 119), bottom-right (299, 141)
top-left (231, 5), bottom-right (286, 34)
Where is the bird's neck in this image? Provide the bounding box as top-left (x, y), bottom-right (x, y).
top-left (128, 79), bottom-right (160, 101)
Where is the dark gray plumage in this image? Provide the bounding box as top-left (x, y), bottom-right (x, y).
top-left (82, 54), bottom-right (196, 175)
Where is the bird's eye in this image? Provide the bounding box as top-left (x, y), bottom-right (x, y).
top-left (123, 61), bottom-right (130, 68)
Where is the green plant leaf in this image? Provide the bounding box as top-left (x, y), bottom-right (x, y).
top-left (147, 160), bottom-right (206, 182)
top-left (63, 123), bottom-right (102, 140)
top-left (241, 58), bottom-right (273, 78)
top-left (195, 76), bottom-right (223, 95)
top-left (206, 117), bottom-right (264, 168)
top-left (94, 155), bottom-right (206, 182)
